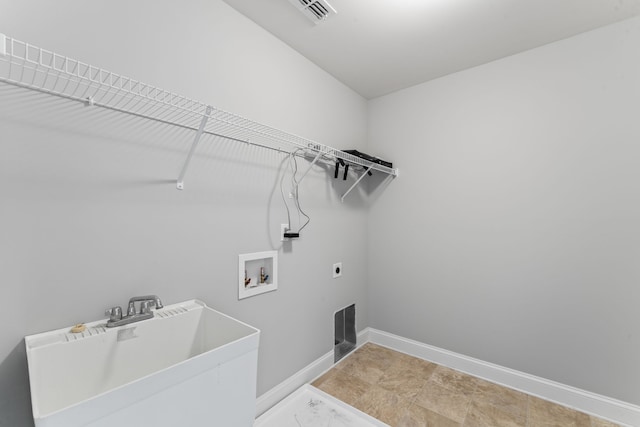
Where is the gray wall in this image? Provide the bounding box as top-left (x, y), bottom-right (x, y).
top-left (4, 1), bottom-right (640, 425)
top-left (368, 16), bottom-right (640, 405)
top-left (0, 1), bottom-right (370, 425)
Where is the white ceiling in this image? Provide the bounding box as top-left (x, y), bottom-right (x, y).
top-left (222, 0), bottom-right (640, 99)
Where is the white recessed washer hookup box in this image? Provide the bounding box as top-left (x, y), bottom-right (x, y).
top-left (239, 250), bottom-right (278, 300)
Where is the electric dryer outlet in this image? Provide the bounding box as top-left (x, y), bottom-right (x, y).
top-left (333, 262), bottom-right (342, 278)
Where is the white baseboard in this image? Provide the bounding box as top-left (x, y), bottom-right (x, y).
top-left (367, 328), bottom-right (640, 427)
top-left (255, 328), bottom-right (370, 417)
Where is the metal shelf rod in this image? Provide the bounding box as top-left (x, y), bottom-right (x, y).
top-left (341, 165), bottom-right (373, 202)
top-left (177, 106), bottom-right (212, 190)
top-left (295, 151), bottom-right (323, 185)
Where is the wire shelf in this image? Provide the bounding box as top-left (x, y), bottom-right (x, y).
top-left (0, 33), bottom-right (398, 189)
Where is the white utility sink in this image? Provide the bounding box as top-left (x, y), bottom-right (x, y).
top-left (25, 299), bottom-right (260, 427)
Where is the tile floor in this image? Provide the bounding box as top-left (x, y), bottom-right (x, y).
top-left (312, 343), bottom-right (620, 427)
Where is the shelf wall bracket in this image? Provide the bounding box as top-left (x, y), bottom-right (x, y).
top-left (341, 165), bottom-right (373, 202)
top-left (176, 106), bottom-right (212, 190)
top-left (295, 151), bottom-right (323, 186)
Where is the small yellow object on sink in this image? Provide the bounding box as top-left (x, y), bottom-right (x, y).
top-left (70, 324), bottom-right (86, 334)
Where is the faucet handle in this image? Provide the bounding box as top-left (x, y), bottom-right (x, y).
top-left (127, 301), bottom-right (136, 317)
top-left (105, 306), bottom-right (122, 322)
top-left (140, 300), bottom-right (152, 315)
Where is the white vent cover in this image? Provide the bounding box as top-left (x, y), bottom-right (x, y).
top-left (288, 0), bottom-right (337, 24)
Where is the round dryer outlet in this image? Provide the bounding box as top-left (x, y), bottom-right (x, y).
top-left (333, 262), bottom-right (342, 278)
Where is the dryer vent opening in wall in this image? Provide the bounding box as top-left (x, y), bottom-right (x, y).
top-left (288, 0), bottom-right (337, 24)
top-left (334, 304), bottom-right (356, 363)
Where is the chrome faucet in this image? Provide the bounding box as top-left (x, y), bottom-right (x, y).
top-left (105, 295), bottom-right (164, 328)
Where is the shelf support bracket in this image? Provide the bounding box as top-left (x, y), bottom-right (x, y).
top-left (341, 165), bottom-right (373, 202)
top-left (176, 106), bottom-right (212, 190)
top-left (295, 151), bottom-right (323, 185)
top-left (0, 34), bottom-right (6, 56)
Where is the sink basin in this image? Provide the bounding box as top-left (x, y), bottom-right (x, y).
top-left (25, 299), bottom-right (260, 427)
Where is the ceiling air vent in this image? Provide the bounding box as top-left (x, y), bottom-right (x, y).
top-left (288, 0), bottom-right (337, 24)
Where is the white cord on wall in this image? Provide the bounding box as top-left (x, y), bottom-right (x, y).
top-left (280, 149), bottom-right (311, 236)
